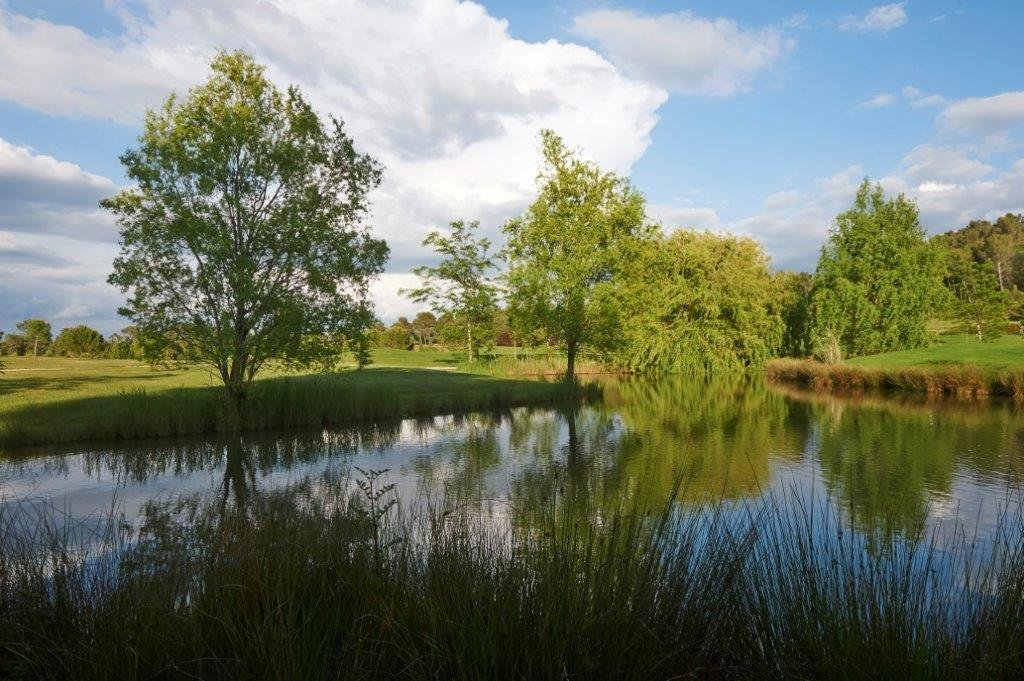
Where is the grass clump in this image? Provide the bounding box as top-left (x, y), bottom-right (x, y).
top-left (1, 478), bottom-right (1023, 679)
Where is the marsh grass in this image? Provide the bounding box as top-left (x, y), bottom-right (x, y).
top-left (1, 478), bottom-right (1022, 679)
top-left (0, 368), bottom-right (593, 449)
top-left (767, 358), bottom-right (1024, 401)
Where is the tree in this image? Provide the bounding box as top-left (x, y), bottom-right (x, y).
top-left (809, 179), bottom-right (944, 358)
top-left (614, 230), bottom-right (785, 373)
top-left (16, 318), bottom-right (52, 357)
top-left (946, 256), bottom-right (1008, 341)
top-left (410, 311), bottom-right (438, 346)
top-left (939, 214), bottom-right (1024, 291)
top-left (52, 325), bottom-right (106, 357)
top-left (1, 333), bottom-right (27, 356)
top-left (402, 220), bottom-right (499, 361)
top-left (503, 130), bottom-right (650, 380)
top-left (104, 51), bottom-right (388, 406)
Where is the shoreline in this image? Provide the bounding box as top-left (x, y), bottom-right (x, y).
top-left (766, 358), bottom-right (1024, 401)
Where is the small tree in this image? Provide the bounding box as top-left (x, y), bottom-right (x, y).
top-left (105, 51), bottom-right (388, 406)
top-left (16, 318), bottom-right (52, 357)
top-left (402, 220), bottom-right (498, 361)
top-left (503, 130), bottom-right (649, 381)
top-left (947, 257), bottom-right (1008, 341)
top-left (809, 180), bottom-right (944, 358)
top-left (52, 325), bottom-right (106, 357)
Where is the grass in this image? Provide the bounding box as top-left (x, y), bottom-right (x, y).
top-left (1, 478), bottom-right (1022, 679)
top-left (849, 334), bottom-right (1024, 370)
top-left (0, 353), bottom-right (588, 449)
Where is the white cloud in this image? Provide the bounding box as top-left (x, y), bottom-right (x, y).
top-left (0, 138), bottom-right (118, 241)
top-left (0, 0), bottom-right (668, 326)
top-left (838, 3), bottom-right (908, 33)
top-left (648, 204), bottom-right (722, 230)
top-left (858, 92), bottom-right (895, 108)
top-left (762, 190), bottom-right (801, 210)
top-left (900, 144), bottom-right (994, 184)
top-left (570, 9), bottom-right (788, 96)
top-left (901, 86), bottom-right (946, 108)
top-left (941, 91), bottom-right (1024, 135)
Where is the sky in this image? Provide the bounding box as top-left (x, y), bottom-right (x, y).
top-left (1, 0), bottom-right (1023, 333)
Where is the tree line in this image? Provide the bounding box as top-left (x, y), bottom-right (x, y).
top-left (7, 51), bottom-right (1020, 400)
top-left (0, 320), bottom-right (141, 359)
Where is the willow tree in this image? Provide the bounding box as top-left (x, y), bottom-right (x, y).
top-left (105, 51), bottom-right (388, 405)
top-left (809, 180), bottom-right (943, 358)
top-left (614, 230), bottom-right (785, 373)
top-left (402, 220), bottom-right (499, 360)
top-left (503, 130), bottom-right (649, 381)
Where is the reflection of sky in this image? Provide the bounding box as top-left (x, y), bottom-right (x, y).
top-left (2, 380), bottom-right (1023, 559)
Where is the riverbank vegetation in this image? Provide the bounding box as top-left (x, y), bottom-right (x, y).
top-left (2, 479), bottom-right (1022, 679)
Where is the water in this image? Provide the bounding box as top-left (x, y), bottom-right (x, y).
top-left (2, 375), bottom-right (1023, 546)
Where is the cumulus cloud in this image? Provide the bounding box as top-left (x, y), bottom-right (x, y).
top-left (940, 91), bottom-right (1024, 135)
top-left (838, 3), bottom-right (908, 33)
top-left (858, 92), bottom-right (895, 108)
top-left (0, 0), bottom-right (669, 326)
top-left (899, 144), bottom-right (994, 184)
top-left (0, 138), bottom-right (118, 241)
top-left (570, 9), bottom-right (788, 96)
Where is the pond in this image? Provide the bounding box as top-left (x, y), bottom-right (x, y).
top-left (2, 374), bottom-right (1022, 549)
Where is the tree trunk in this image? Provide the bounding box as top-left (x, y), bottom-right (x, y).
top-left (997, 260), bottom-right (1005, 291)
top-left (565, 345), bottom-right (576, 383)
top-left (467, 324), bottom-right (475, 361)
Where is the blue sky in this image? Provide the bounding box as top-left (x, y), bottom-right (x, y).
top-left (1, 1), bottom-right (1023, 332)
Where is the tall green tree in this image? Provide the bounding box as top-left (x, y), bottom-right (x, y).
top-left (939, 214), bottom-right (1024, 291)
top-left (614, 230), bottom-right (784, 373)
top-left (16, 318), bottom-right (52, 357)
top-left (52, 325), bottom-right (106, 357)
top-left (809, 180), bottom-right (943, 358)
top-left (503, 130), bottom-right (650, 380)
top-left (105, 51), bottom-right (388, 405)
top-left (402, 220), bottom-right (499, 361)
top-left (946, 256), bottom-right (1008, 341)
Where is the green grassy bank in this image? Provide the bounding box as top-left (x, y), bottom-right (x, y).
top-left (767, 334), bottom-right (1024, 400)
top-left (1, 481), bottom-right (1022, 679)
top-left (0, 355), bottom-right (584, 448)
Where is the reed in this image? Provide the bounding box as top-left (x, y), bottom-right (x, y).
top-left (0, 478), bottom-right (1021, 679)
top-left (766, 358), bottom-right (1024, 401)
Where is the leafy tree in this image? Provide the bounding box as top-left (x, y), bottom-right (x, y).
top-left (104, 51), bottom-right (388, 406)
top-left (503, 130), bottom-right (650, 380)
top-left (946, 256), bottom-right (1008, 341)
top-left (402, 220), bottom-right (499, 361)
top-left (0, 333), bottom-right (27, 356)
top-left (52, 325), bottom-right (106, 357)
top-left (16, 318), bottom-right (52, 356)
top-left (379, 324), bottom-right (413, 350)
top-left (809, 180), bottom-right (944, 358)
top-left (614, 230), bottom-right (784, 373)
top-left (775, 271), bottom-right (814, 357)
top-left (410, 311), bottom-right (438, 346)
top-left (939, 213), bottom-right (1024, 291)
top-left (106, 325), bottom-right (143, 359)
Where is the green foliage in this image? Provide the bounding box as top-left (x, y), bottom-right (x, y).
top-left (946, 256), bottom-right (1009, 341)
top-left (378, 324), bottom-right (414, 350)
top-left (104, 50), bottom-right (388, 404)
top-left (614, 230), bottom-right (784, 373)
top-left (503, 130), bottom-right (651, 380)
top-left (0, 333), bottom-right (27, 356)
top-left (52, 325), bottom-right (106, 357)
top-left (809, 179), bottom-right (944, 358)
top-left (774, 271), bottom-right (814, 357)
top-left (938, 213), bottom-right (1024, 291)
top-left (15, 318), bottom-right (51, 356)
top-left (402, 220), bottom-right (499, 360)
top-left (104, 325), bottom-right (143, 359)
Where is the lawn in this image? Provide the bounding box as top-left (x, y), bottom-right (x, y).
top-left (848, 334), bottom-right (1024, 370)
top-left (0, 350), bottom-right (576, 449)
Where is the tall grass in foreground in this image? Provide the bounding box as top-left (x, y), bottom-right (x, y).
top-left (767, 358), bottom-right (1024, 401)
top-left (0, 369), bottom-right (593, 448)
top-left (1, 480), bottom-right (1022, 679)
